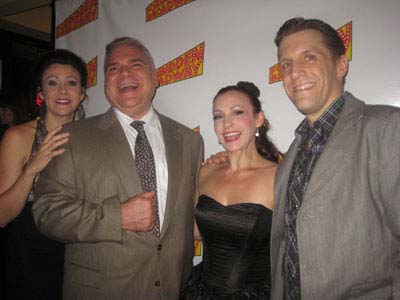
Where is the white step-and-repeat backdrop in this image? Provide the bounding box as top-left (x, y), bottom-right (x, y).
top-left (55, 0), bottom-right (400, 260)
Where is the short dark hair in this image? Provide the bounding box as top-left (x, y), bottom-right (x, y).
top-left (213, 81), bottom-right (282, 163)
top-left (104, 37), bottom-right (155, 72)
top-left (34, 49), bottom-right (88, 92)
top-left (275, 17), bottom-right (345, 58)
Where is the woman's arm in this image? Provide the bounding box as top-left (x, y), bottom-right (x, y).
top-left (0, 125), bottom-right (69, 227)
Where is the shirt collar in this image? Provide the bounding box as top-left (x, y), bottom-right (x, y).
top-left (114, 106), bottom-right (159, 129)
top-left (295, 92), bottom-right (347, 152)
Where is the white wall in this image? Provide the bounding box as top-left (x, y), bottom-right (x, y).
top-left (56, 0), bottom-right (400, 155)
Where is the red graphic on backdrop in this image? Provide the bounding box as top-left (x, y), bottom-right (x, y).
top-left (86, 56), bottom-right (97, 88)
top-left (269, 64), bottom-right (282, 84)
top-left (269, 21), bottom-right (353, 84)
top-left (146, 0), bottom-right (194, 22)
top-left (56, 0), bottom-right (98, 38)
top-left (337, 21), bottom-right (352, 61)
top-left (157, 42), bottom-right (205, 87)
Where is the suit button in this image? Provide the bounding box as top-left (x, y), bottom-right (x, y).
top-left (155, 281), bottom-right (160, 287)
top-left (157, 244), bottom-right (162, 251)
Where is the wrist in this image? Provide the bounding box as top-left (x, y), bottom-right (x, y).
top-left (22, 164), bottom-right (38, 179)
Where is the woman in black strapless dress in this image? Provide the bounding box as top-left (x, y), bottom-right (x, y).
top-left (182, 81), bottom-right (282, 299)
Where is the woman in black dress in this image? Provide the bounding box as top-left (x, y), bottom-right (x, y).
top-left (183, 81), bottom-right (281, 300)
top-left (0, 49), bottom-right (87, 299)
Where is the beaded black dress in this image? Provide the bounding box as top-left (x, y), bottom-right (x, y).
top-left (6, 118), bottom-right (64, 300)
top-left (182, 194), bottom-right (272, 299)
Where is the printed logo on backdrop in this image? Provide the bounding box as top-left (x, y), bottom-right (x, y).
top-left (268, 21), bottom-right (353, 84)
top-left (337, 21), bottom-right (352, 61)
top-left (194, 240), bottom-right (202, 256)
top-left (157, 42), bottom-right (205, 87)
top-left (56, 0), bottom-right (98, 38)
top-left (146, 0), bottom-right (194, 22)
top-left (86, 56), bottom-right (97, 88)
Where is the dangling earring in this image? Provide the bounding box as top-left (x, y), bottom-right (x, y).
top-left (36, 94), bottom-right (43, 107)
top-left (74, 103), bottom-right (86, 121)
top-left (255, 128), bottom-right (260, 137)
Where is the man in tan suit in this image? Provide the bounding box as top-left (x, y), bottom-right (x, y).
top-left (32, 37), bottom-right (204, 300)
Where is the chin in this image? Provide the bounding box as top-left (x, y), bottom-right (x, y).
top-left (223, 144), bottom-right (243, 153)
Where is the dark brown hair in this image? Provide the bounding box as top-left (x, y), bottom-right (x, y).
top-left (275, 17), bottom-right (345, 59)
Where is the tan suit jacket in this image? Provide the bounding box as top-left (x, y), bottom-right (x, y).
top-left (32, 109), bottom-right (204, 300)
top-left (270, 93), bottom-right (400, 299)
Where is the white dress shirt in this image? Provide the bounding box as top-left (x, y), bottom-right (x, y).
top-left (114, 107), bottom-right (168, 229)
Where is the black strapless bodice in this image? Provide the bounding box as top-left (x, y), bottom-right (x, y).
top-left (182, 194), bottom-right (272, 299)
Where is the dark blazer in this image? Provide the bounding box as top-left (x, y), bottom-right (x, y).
top-left (33, 108), bottom-right (204, 300)
top-left (271, 93), bottom-right (400, 299)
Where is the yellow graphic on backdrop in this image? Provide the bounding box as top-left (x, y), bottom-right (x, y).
top-left (194, 240), bottom-right (202, 256)
top-left (337, 21), bottom-right (352, 61)
top-left (86, 56), bottom-right (97, 88)
top-left (269, 64), bottom-right (282, 85)
top-left (56, 0), bottom-right (98, 38)
top-left (157, 42), bottom-right (205, 87)
top-left (146, 0), bottom-right (194, 22)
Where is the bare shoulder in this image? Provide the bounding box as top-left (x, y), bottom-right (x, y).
top-left (0, 121), bottom-right (36, 162)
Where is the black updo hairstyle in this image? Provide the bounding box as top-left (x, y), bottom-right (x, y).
top-left (33, 49), bottom-right (88, 118)
top-left (213, 81), bottom-right (282, 163)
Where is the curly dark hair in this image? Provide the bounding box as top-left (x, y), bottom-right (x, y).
top-left (34, 49), bottom-right (88, 92)
top-left (33, 49), bottom-right (87, 118)
top-left (275, 17), bottom-right (345, 59)
top-left (213, 81), bottom-right (282, 163)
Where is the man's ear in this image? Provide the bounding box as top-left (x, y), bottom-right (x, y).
top-left (153, 71), bottom-right (159, 88)
top-left (336, 54), bottom-right (349, 80)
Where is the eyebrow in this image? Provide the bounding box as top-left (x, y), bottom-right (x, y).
top-left (213, 105), bottom-right (245, 112)
top-left (43, 75), bottom-right (79, 80)
top-left (279, 49), bottom-right (315, 61)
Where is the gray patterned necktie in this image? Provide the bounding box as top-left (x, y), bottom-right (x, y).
top-left (131, 120), bottom-right (160, 237)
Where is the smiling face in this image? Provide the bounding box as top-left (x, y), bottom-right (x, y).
top-left (278, 29), bottom-right (348, 123)
top-left (104, 44), bottom-right (158, 119)
top-left (213, 90), bottom-right (264, 153)
top-left (39, 63), bottom-right (85, 119)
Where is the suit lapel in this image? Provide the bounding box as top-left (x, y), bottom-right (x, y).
top-left (158, 114), bottom-right (183, 237)
top-left (304, 94), bottom-right (364, 201)
top-left (98, 109), bottom-right (142, 199)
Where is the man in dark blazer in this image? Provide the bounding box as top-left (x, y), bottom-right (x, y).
top-left (32, 37), bottom-right (203, 300)
top-left (270, 18), bottom-right (400, 299)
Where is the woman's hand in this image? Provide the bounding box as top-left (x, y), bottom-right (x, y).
top-left (24, 126), bottom-right (69, 176)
